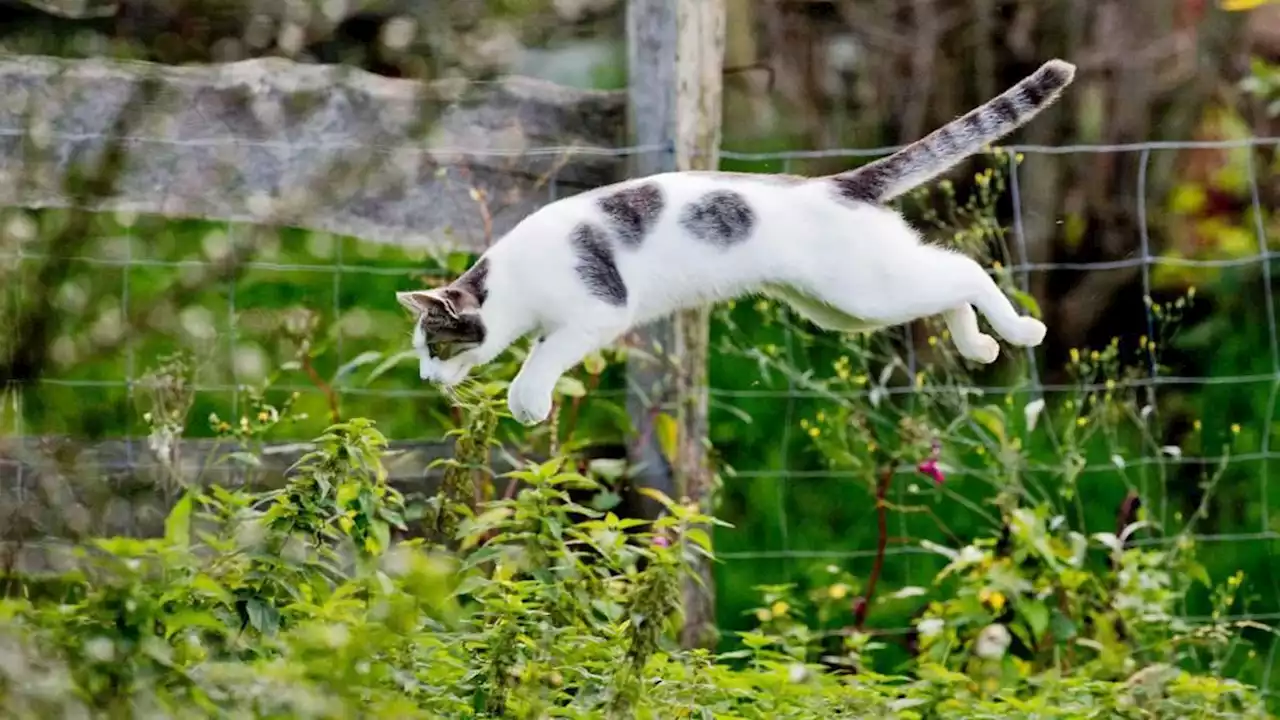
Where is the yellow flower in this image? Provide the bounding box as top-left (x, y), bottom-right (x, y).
top-left (808, 427), bottom-right (820, 438)
top-left (755, 608), bottom-right (772, 623)
top-left (928, 335), bottom-right (938, 347)
top-left (770, 601), bottom-right (790, 617)
top-left (1069, 348), bottom-right (1080, 364)
top-left (1231, 423), bottom-right (1241, 434)
top-left (829, 583), bottom-right (849, 600)
top-left (1076, 417), bottom-right (1088, 427)
top-left (1194, 419), bottom-right (1202, 432)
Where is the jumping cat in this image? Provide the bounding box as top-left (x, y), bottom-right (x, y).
top-left (397, 59), bottom-right (1077, 425)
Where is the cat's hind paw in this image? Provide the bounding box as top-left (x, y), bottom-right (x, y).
top-left (958, 334), bottom-right (1001, 364)
top-left (1007, 317), bottom-right (1047, 348)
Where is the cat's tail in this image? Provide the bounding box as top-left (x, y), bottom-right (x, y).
top-left (827, 59), bottom-right (1076, 204)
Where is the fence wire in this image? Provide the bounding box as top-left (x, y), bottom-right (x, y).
top-left (5, 134), bottom-right (1280, 676)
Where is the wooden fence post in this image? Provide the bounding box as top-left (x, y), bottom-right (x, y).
top-left (625, 0), bottom-right (725, 650)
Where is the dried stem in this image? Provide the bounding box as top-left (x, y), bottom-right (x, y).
top-left (299, 347), bottom-right (340, 425)
top-left (855, 465), bottom-right (893, 631)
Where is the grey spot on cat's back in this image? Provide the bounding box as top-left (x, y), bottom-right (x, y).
top-left (570, 222), bottom-right (628, 306)
top-left (597, 182), bottom-right (665, 247)
top-left (679, 190), bottom-right (757, 246)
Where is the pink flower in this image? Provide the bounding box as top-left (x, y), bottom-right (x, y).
top-left (917, 458), bottom-right (945, 485)
top-left (916, 439), bottom-right (945, 485)
top-left (652, 535), bottom-right (670, 548)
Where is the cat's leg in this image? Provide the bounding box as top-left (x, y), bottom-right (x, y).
top-left (876, 247), bottom-right (1044, 348)
top-left (955, 263), bottom-right (1046, 349)
top-left (508, 320), bottom-right (626, 425)
top-left (942, 303), bottom-right (1000, 363)
top-left (806, 246), bottom-right (1044, 356)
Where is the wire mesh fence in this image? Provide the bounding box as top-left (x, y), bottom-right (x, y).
top-left (3, 123), bottom-right (1279, 686)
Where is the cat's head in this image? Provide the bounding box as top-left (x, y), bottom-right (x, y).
top-left (396, 286), bottom-right (486, 359)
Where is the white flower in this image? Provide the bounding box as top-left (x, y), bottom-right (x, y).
top-left (1024, 398), bottom-right (1046, 432)
top-left (975, 624), bottom-right (1011, 660)
top-left (917, 618), bottom-right (945, 638)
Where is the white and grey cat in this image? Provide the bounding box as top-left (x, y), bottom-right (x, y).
top-left (397, 59), bottom-right (1076, 425)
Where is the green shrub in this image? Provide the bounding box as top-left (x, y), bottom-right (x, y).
top-left (0, 378), bottom-right (1271, 718)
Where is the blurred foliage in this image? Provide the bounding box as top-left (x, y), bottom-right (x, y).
top-left (0, 381), bottom-right (1271, 718)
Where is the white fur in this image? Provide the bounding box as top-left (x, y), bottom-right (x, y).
top-left (416, 173), bottom-right (1045, 424)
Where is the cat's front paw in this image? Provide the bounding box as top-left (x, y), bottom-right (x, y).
top-left (507, 381), bottom-right (553, 426)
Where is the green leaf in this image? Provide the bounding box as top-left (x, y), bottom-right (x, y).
top-left (591, 489), bottom-right (622, 511)
top-left (333, 350), bottom-right (384, 385)
top-left (164, 491), bottom-right (193, 549)
top-left (1187, 561), bottom-right (1212, 588)
top-left (366, 349), bottom-right (421, 385)
top-left (225, 452), bottom-right (262, 468)
top-left (970, 405), bottom-right (1006, 443)
top-left (371, 520), bottom-right (391, 555)
top-left (1049, 609), bottom-right (1077, 643)
top-left (636, 486), bottom-right (675, 510)
top-left (684, 527), bottom-right (714, 553)
top-left (245, 598), bottom-right (280, 636)
top-left (654, 412), bottom-right (679, 467)
top-left (582, 350), bottom-right (607, 375)
top-left (554, 375), bottom-right (587, 398)
top-left (1020, 599), bottom-right (1050, 640)
top-left (588, 458), bottom-right (628, 481)
top-left (336, 481), bottom-right (360, 508)
top-left (1010, 288), bottom-right (1042, 319)
top-left (164, 610), bottom-right (227, 639)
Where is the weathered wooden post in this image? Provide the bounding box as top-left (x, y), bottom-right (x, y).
top-left (625, 0), bottom-right (725, 650)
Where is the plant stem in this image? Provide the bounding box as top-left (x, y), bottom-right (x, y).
top-left (857, 465), bottom-right (893, 631)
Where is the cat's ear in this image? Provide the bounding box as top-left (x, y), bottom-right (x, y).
top-left (396, 290), bottom-right (457, 317)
